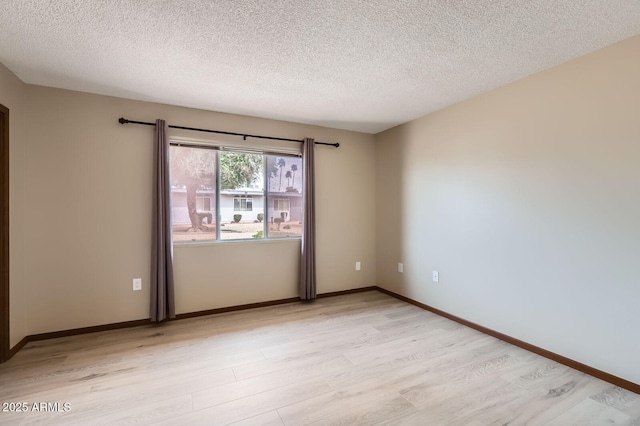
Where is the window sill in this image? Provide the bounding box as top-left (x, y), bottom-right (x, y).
top-left (173, 237), bottom-right (301, 249)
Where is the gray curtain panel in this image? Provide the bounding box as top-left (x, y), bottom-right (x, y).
top-left (151, 119), bottom-right (175, 322)
top-left (299, 137), bottom-right (316, 300)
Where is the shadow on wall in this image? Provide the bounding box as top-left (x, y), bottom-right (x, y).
top-left (376, 124), bottom-right (409, 292)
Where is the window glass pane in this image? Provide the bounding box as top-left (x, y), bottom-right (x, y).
top-left (266, 155), bottom-right (303, 237)
top-left (220, 152), bottom-right (265, 240)
top-left (170, 146), bottom-right (217, 243)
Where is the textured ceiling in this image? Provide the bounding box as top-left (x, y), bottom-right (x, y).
top-left (1, 1), bottom-right (639, 134)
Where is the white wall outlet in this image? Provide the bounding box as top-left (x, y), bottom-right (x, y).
top-left (432, 271), bottom-right (439, 282)
top-left (398, 263), bottom-right (404, 273)
top-left (133, 278), bottom-right (142, 291)
top-left (355, 261), bottom-right (361, 271)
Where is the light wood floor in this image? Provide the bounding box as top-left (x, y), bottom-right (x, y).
top-left (0, 291), bottom-right (638, 425)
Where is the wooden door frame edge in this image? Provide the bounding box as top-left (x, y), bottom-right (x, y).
top-left (0, 103), bottom-right (9, 363)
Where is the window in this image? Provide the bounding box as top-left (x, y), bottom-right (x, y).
top-left (219, 152), bottom-right (264, 240)
top-left (169, 145), bottom-right (302, 242)
top-left (196, 196), bottom-right (212, 212)
top-left (233, 195), bottom-right (253, 211)
top-left (273, 198), bottom-right (290, 212)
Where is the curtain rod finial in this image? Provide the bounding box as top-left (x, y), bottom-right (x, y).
top-left (118, 117), bottom-right (128, 124)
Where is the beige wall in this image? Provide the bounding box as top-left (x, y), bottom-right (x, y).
top-left (20, 86), bottom-right (376, 335)
top-left (0, 63), bottom-right (28, 348)
top-left (376, 35), bottom-right (640, 384)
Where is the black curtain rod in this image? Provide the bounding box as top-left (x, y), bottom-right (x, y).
top-left (118, 117), bottom-right (339, 147)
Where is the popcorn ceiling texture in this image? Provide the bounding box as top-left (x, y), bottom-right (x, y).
top-left (1, 0), bottom-right (639, 133)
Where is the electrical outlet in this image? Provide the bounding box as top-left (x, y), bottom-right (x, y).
top-left (398, 263), bottom-right (404, 273)
top-left (133, 278), bottom-right (142, 291)
top-left (355, 261), bottom-right (361, 271)
top-left (432, 271), bottom-right (439, 282)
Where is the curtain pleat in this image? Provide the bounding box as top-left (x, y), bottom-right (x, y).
top-left (299, 137), bottom-right (316, 300)
top-left (151, 119), bottom-right (175, 321)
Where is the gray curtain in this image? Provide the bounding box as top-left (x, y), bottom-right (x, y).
top-left (151, 119), bottom-right (175, 322)
top-left (299, 137), bottom-right (316, 300)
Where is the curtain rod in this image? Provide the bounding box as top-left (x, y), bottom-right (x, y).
top-left (118, 118), bottom-right (339, 147)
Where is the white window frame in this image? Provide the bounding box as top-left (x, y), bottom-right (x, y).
top-left (170, 138), bottom-right (303, 244)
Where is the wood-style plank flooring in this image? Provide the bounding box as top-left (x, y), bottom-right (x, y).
top-left (0, 291), bottom-right (638, 425)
